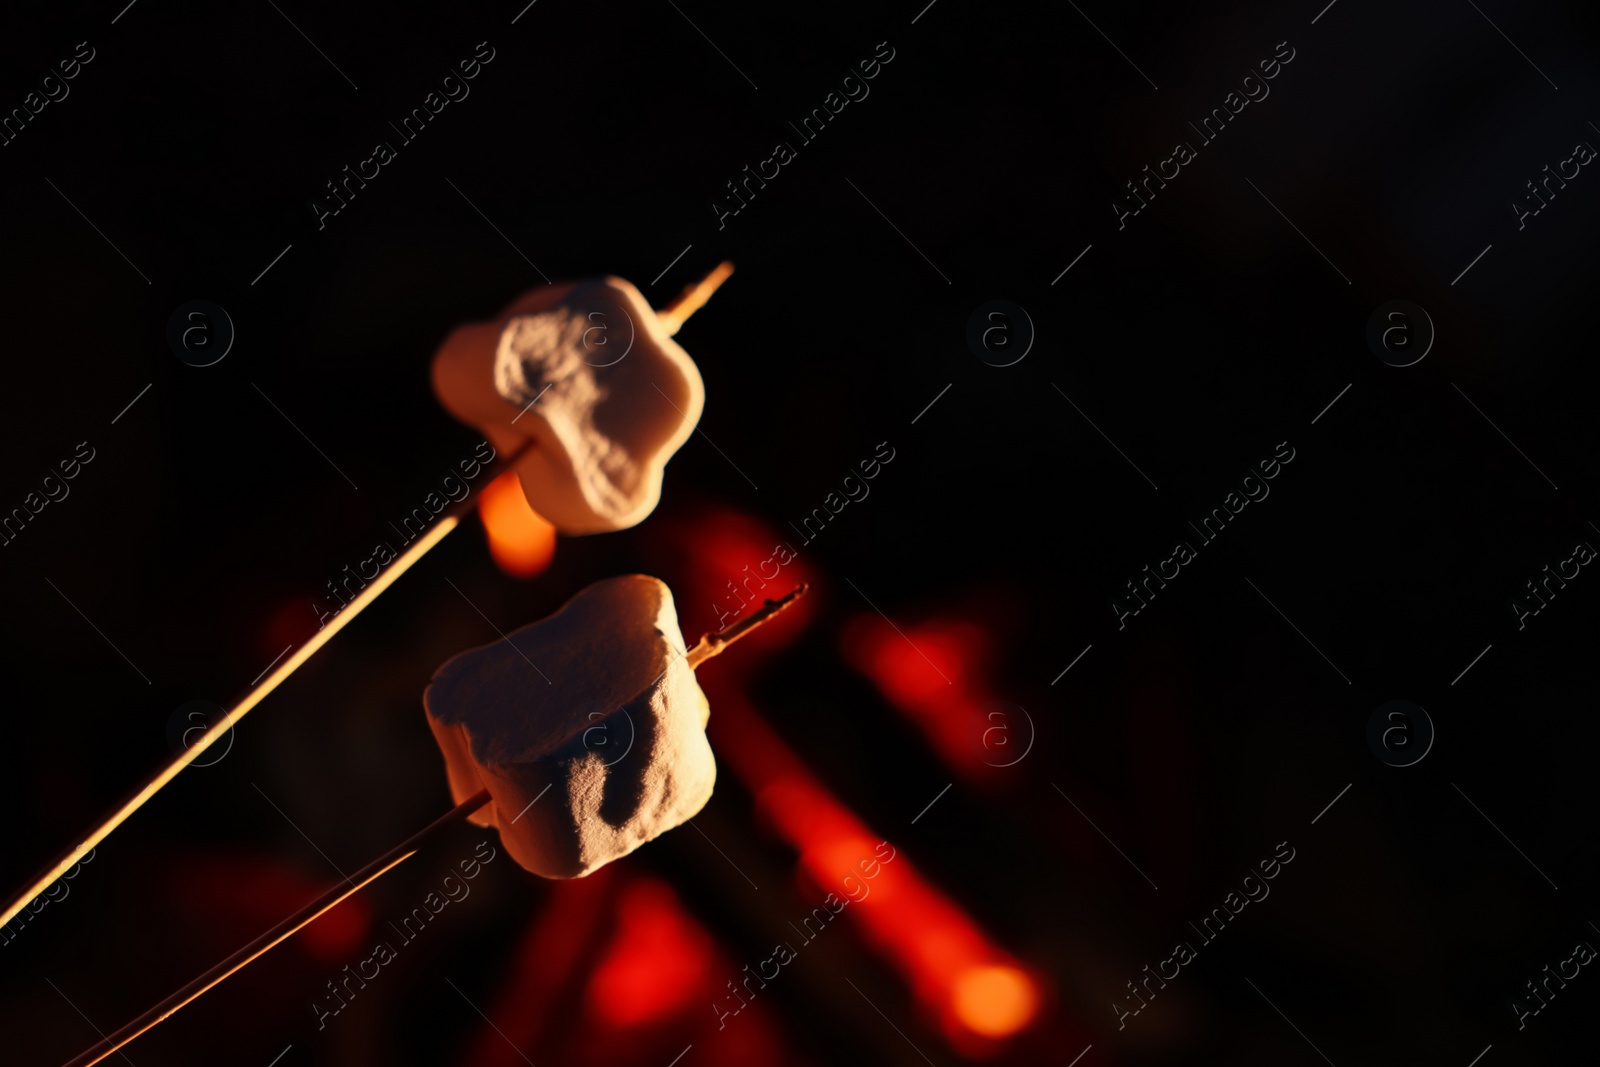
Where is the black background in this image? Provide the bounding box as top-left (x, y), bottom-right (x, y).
top-left (1, 0), bottom-right (1598, 1064)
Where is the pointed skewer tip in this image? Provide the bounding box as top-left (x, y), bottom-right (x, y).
top-left (686, 582), bottom-right (808, 669)
top-left (657, 260), bottom-right (736, 336)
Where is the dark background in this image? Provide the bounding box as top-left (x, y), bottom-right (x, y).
top-left (1, 0), bottom-right (1598, 1064)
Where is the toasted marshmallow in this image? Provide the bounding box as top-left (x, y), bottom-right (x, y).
top-left (431, 278), bottom-right (704, 534)
top-left (423, 575), bottom-right (714, 879)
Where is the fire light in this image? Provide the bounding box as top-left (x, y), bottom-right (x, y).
top-left (951, 964), bottom-right (1040, 1038)
top-left (706, 680), bottom-right (1041, 1048)
top-left (477, 469), bottom-right (557, 577)
top-left (669, 505), bottom-right (1044, 1050)
top-left (843, 613), bottom-right (1008, 783)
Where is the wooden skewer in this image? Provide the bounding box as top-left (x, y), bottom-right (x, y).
top-left (61, 584), bottom-right (805, 1067)
top-left (656, 261), bottom-right (734, 336)
top-left (59, 792), bottom-right (491, 1067)
top-left (686, 583), bottom-right (808, 669)
top-left (1, 263), bottom-right (736, 934)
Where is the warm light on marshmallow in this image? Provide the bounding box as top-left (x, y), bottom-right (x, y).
top-left (423, 575), bottom-right (715, 879)
top-left (432, 278), bottom-right (705, 534)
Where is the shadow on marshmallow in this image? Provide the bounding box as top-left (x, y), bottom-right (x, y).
top-left (431, 278), bottom-right (705, 534)
top-left (423, 575), bottom-right (714, 879)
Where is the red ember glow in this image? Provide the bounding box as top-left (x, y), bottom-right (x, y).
top-left (843, 613), bottom-right (1016, 784)
top-left (706, 680), bottom-right (1039, 1046)
top-left (585, 878), bottom-right (715, 1028)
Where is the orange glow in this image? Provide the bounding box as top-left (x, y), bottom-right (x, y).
top-left (478, 470), bottom-right (557, 577)
top-left (585, 878), bottom-right (715, 1028)
top-left (952, 965), bottom-right (1039, 1038)
top-left (662, 505), bottom-right (1044, 1050)
top-left (704, 678), bottom-right (1041, 1047)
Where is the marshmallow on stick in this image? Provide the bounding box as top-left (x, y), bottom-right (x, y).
top-left (0, 267), bottom-right (736, 947)
top-left (432, 270), bottom-right (729, 534)
top-left (425, 573), bottom-right (799, 878)
top-left (60, 579), bottom-right (804, 1067)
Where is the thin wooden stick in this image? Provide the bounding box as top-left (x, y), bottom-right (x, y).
top-left (61, 790), bottom-right (491, 1067)
top-left (657, 261), bottom-right (735, 336)
top-left (1, 263), bottom-right (736, 933)
top-left (686, 583), bottom-right (808, 669)
top-left (59, 583), bottom-right (804, 1067)
top-left (0, 483), bottom-right (506, 934)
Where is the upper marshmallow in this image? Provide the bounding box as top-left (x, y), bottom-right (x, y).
top-left (431, 277), bottom-right (704, 534)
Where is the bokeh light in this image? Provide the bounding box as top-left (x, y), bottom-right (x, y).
top-left (477, 470), bottom-right (557, 577)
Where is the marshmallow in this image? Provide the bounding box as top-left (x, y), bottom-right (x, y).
top-left (423, 575), bottom-right (715, 879)
top-left (431, 277), bottom-right (705, 534)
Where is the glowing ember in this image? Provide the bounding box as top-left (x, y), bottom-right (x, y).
top-left (477, 469), bottom-right (557, 577)
top-left (585, 878), bottom-right (714, 1028)
top-left (951, 964), bottom-right (1040, 1038)
top-left (705, 681), bottom-right (1041, 1045)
